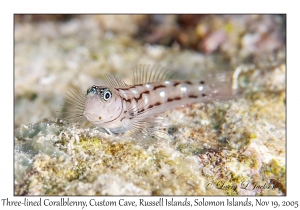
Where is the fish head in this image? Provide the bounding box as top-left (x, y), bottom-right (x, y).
top-left (84, 85), bottom-right (123, 126)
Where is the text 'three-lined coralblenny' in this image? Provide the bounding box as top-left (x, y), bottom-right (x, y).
top-left (64, 64), bottom-right (239, 136)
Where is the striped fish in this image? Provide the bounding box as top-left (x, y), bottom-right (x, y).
top-left (64, 64), bottom-right (238, 136)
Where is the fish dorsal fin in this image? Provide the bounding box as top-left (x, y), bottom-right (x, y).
top-left (105, 74), bottom-right (131, 88)
top-left (133, 64), bottom-right (174, 84)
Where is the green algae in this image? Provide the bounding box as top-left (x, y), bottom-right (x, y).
top-left (263, 159), bottom-right (285, 189)
top-left (177, 143), bottom-right (205, 156)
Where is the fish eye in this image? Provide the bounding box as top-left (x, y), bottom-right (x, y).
top-left (101, 88), bottom-right (112, 102)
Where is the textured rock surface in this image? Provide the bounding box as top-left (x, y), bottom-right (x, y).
top-left (14, 15), bottom-right (285, 195)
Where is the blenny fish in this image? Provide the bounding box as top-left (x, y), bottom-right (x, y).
top-left (63, 64), bottom-right (238, 136)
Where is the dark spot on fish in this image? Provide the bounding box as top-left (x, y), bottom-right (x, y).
top-left (117, 87), bottom-right (130, 91)
top-left (167, 98), bottom-right (174, 102)
top-left (200, 81), bottom-right (205, 84)
top-left (148, 105), bottom-right (154, 109)
top-left (138, 108), bottom-right (145, 114)
top-left (153, 85), bottom-right (166, 90)
top-left (154, 102), bottom-right (161, 106)
top-left (202, 93), bottom-right (206, 97)
top-left (135, 96), bottom-right (142, 101)
top-left (131, 84), bottom-right (143, 88)
top-left (173, 82), bottom-right (180, 87)
top-left (188, 95), bottom-right (198, 98)
top-left (135, 90), bottom-right (150, 101)
top-left (125, 98), bottom-right (131, 103)
top-left (185, 81), bottom-right (192, 85)
top-left (174, 97), bottom-right (181, 100)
